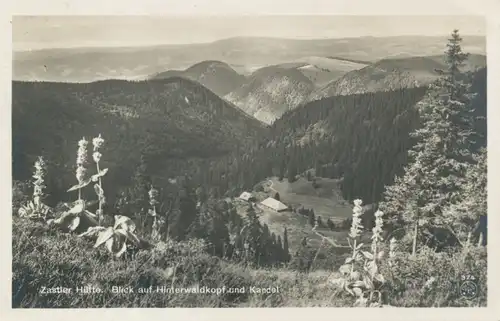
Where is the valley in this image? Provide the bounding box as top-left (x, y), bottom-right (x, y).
top-left (11, 27), bottom-right (488, 308)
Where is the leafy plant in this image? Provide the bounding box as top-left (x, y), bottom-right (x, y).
top-left (18, 156), bottom-right (54, 221)
top-left (65, 136), bottom-right (108, 228)
top-left (330, 200), bottom-right (386, 307)
top-left (18, 200), bottom-right (52, 221)
top-left (79, 215), bottom-right (141, 257)
top-left (92, 134), bottom-right (107, 225)
top-left (52, 200), bottom-right (98, 232)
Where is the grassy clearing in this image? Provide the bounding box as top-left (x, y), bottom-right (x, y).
top-left (13, 215), bottom-right (485, 308)
top-left (266, 176), bottom-right (352, 220)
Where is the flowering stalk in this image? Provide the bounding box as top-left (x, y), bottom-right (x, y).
top-left (370, 210), bottom-right (384, 285)
top-left (32, 156), bottom-right (47, 206)
top-left (389, 237), bottom-right (397, 259)
top-left (76, 137), bottom-right (89, 201)
top-left (149, 185), bottom-right (159, 238)
top-left (92, 134), bottom-right (105, 224)
top-left (349, 199), bottom-right (364, 273)
top-left (371, 210), bottom-right (384, 260)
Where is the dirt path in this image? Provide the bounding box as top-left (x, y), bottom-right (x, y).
top-left (268, 179), bottom-right (278, 193)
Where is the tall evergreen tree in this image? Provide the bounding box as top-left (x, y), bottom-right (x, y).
top-left (444, 147), bottom-right (487, 245)
top-left (206, 213), bottom-right (230, 257)
top-left (283, 227), bottom-right (290, 262)
top-left (170, 177), bottom-right (198, 241)
top-left (379, 30), bottom-right (478, 253)
top-left (287, 158), bottom-right (297, 183)
top-left (308, 210), bottom-right (316, 227)
top-left (316, 215), bottom-right (324, 228)
top-left (326, 218), bottom-right (335, 230)
top-left (122, 153), bottom-right (153, 232)
top-left (242, 204), bottom-right (263, 264)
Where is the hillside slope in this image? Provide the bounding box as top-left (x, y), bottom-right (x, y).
top-left (206, 67), bottom-right (486, 208)
top-left (149, 60), bottom-right (246, 96)
top-left (270, 57), bottom-right (369, 88)
top-left (12, 77), bottom-right (267, 203)
top-left (311, 54), bottom-right (486, 99)
top-left (225, 67), bottom-right (315, 124)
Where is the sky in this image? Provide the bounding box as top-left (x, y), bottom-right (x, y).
top-left (12, 15), bottom-right (486, 51)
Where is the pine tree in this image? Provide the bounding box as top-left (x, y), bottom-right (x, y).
top-left (308, 209), bottom-right (316, 227)
top-left (283, 227), bottom-right (290, 262)
top-left (287, 158), bottom-right (297, 183)
top-left (207, 214), bottom-right (230, 257)
top-left (170, 178), bottom-right (198, 241)
top-left (277, 235), bottom-right (283, 261)
top-left (326, 218), bottom-right (335, 230)
top-left (317, 215), bottom-right (324, 228)
top-left (379, 30), bottom-right (478, 253)
top-left (242, 204), bottom-right (262, 264)
top-left (128, 153), bottom-right (152, 232)
top-left (444, 147), bottom-right (487, 244)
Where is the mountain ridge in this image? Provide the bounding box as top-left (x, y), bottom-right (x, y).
top-left (311, 53), bottom-right (486, 99)
top-left (149, 60), bottom-right (247, 97)
top-left (12, 77), bottom-right (267, 204)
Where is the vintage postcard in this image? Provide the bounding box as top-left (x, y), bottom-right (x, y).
top-left (3, 0), bottom-right (500, 320)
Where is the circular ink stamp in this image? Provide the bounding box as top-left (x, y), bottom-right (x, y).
top-left (459, 274), bottom-right (478, 300)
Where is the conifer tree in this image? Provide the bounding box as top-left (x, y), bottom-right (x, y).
top-left (277, 235), bottom-right (283, 261)
top-left (444, 147), bottom-right (487, 244)
top-left (326, 218), bottom-right (335, 230)
top-left (379, 30), bottom-right (478, 253)
top-left (317, 215), bottom-right (324, 228)
top-left (243, 204), bottom-right (262, 264)
top-left (170, 177), bottom-right (198, 240)
top-left (207, 214), bottom-right (230, 257)
top-left (287, 158), bottom-right (297, 183)
top-left (127, 153), bottom-right (152, 232)
top-left (308, 210), bottom-right (316, 227)
top-left (283, 227), bottom-right (290, 262)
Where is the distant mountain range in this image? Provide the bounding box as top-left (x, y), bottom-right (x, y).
top-left (146, 56), bottom-right (371, 124)
top-left (13, 35), bottom-right (485, 82)
top-left (224, 53), bottom-right (485, 124)
top-left (311, 54), bottom-right (486, 99)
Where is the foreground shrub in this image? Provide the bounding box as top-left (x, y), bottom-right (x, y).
top-left (380, 245), bottom-right (487, 307)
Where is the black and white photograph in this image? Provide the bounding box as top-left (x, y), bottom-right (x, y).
top-left (10, 13), bottom-right (489, 309)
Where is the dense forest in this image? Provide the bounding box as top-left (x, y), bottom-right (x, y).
top-left (12, 66), bottom-right (486, 220)
top-left (197, 66), bottom-right (486, 205)
top-left (12, 77), bottom-right (267, 205)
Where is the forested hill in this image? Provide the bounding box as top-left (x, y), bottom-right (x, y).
top-left (224, 67), bottom-right (315, 124)
top-left (207, 67), bottom-right (486, 204)
top-left (270, 87), bottom-right (428, 203)
top-left (269, 67), bottom-right (486, 203)
top-left (12, 77), bottom-right (267, 204)
top-left (149, 60), bottom-right (247, 97)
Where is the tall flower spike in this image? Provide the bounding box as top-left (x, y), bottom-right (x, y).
top-left (32, 156), bottom-right (47, 203)
top-left (349, 199), bottom-right (364, 239)
top-left (77, 137), bottom-right (88, 166)
top-left (149, 186), bottom-right (159, 207)
top-left (371, 210), bottom-right (384, 252)
top-left (92, 133), bottom-right (105, 151)
top-left (389, 237), bottom-right (397, 259)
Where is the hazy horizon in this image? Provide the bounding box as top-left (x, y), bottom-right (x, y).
top-left (13, 15), bottom-right (486, 51)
